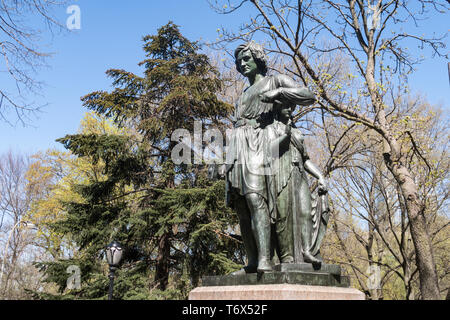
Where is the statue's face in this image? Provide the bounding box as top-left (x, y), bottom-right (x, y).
top-left (280, 106), bottom-right (291, 120)
top-left (237, 49), bottom-right (258, 78)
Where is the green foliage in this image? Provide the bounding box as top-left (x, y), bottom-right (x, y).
top-left (34, 22), bottom-right (241, 300)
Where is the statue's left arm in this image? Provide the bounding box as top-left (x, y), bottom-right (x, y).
top-left (260, 74), bottom-right (316, 106)
top-left (304, 160), bottom-right (327, 194)
top-left (291, 129), bottom-right (328, 194)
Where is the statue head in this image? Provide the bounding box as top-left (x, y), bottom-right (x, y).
top-left (234, 41), bottom-right (268, 76)
top-left (275, 103), bottom-right (295, 123)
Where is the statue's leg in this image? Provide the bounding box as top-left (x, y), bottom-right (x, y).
top-left (298, 180), bottom-right (321, 265)
top-left (245, 193), bottom-right (273, 272)
top-left (233, 195), bottom-right (258, 272)
top-left (275, 185), bottom-right (294, 263)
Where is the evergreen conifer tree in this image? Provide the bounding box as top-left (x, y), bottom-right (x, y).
top-left (34, 22), bottom-right (243, 300)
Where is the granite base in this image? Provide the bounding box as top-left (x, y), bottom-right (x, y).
top-left (189, 284), bottom-right (365, 300)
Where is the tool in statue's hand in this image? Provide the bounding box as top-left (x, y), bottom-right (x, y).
top-left (285, 119), bottom-right (292, 136)
top-left (318, 178), bottom-right (328, 195)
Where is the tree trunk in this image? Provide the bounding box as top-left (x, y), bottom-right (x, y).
top-left (366, 224), bottom-right (379, 300)
top-left (404, 263), bottom-right (415, 300)
top-left (366, 49), bottom-right (440, 300)
top-left (153, 150), bottom-right (176, 291)
top-left (384, 153), bottom-right (440, 299)
top-left (154, 232), bottom-right (170, 291)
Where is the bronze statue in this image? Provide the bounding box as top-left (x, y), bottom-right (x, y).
top-left (268, 103), bottom-right (328, 265)
top-left (224, 41), bottom-right (329, 273)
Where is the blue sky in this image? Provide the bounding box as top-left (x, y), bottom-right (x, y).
top-left (0, 1), bottom-right (448, 155)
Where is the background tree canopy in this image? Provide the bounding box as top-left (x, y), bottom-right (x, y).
top-left (26, 22), bottom-right (243, 300)
top-left (0, 2), bottom-right (448, 301)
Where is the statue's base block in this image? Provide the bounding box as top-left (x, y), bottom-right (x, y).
top-left (189, 263), bottom-right (365, 300)
top-left (189, 284), bottom-right (365, 300)
top-left (201, 270), bottom-right (349, 287)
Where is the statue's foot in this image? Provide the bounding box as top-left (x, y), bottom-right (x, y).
top-left (280, 255), bottom-right (294, 264)
top-left (230, 265), bottom-right (257, 275)
top-left (230, 268), bottom-right (246, 276)
top-left (303, 251), bottom-right (322, 267)
top-left (303, 254), bottom-right (321, 264)
top-left (257, 258), bottom-right (273, 273)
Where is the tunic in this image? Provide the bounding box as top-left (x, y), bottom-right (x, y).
top-left (226, 74), bottom-right (315, 210)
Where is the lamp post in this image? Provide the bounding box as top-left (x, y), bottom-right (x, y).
top-left (105, 241), bottom-right (123, 300)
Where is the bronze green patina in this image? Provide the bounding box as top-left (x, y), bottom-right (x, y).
top-left (201, 272), bottom-right (349, 288)
top-left (224, 41), bottom-right (330, 275)
top-left (201, 266), bottom-right (350, 288)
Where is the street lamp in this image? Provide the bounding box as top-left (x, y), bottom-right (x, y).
top-left (105, 241), bottom-right (123, 300)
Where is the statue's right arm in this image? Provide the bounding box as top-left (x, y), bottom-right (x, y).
top-left (207, 163), bottom-right (226, 180)
top-left (269, 121), bottom-right (291, 158)
top-left (259, 74), bottom-right (315, 106)
top-left (275, 74), bottom-right (316, 106)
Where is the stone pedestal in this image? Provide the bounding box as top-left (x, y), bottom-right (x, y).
top-left (189, 263), bottom-right (365, 300)
top-left (189, 284), bottom-right (365, 300)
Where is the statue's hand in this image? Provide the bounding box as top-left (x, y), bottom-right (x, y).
top-left (207, 163), bottom-right (226, 180)
top-left (285, 119), bottom-right (292, 136)
top-left (259, 89), bottom-right (281, 103)
top-left (318, 177), bottom-right (328, 195)
top-left (217, 164), bottom-right (226, 178)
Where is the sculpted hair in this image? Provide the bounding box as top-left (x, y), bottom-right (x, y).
top-left (234, 41), bottom-right (268, 76)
